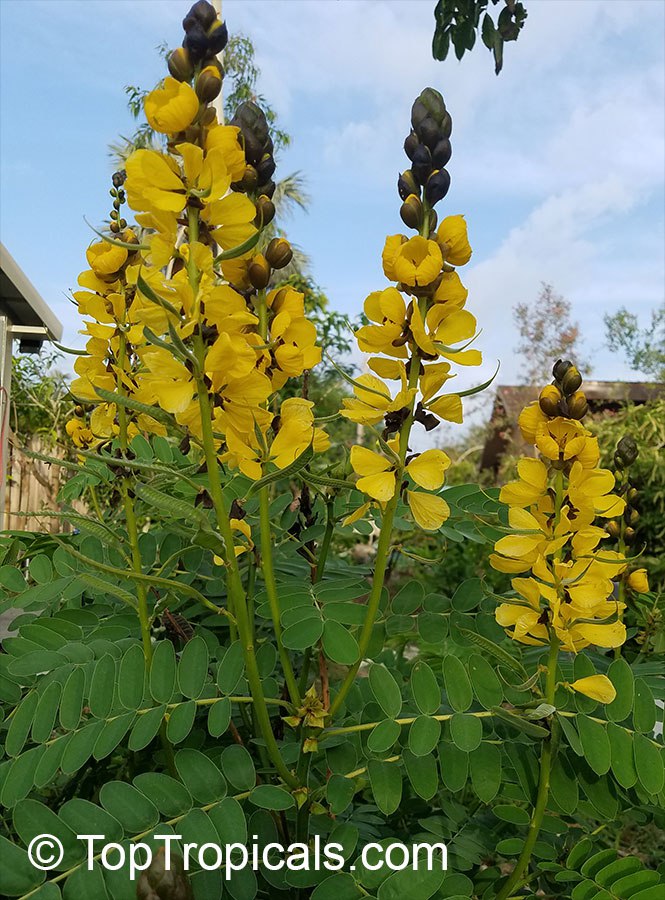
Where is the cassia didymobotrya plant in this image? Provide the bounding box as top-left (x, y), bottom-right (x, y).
top-left (1, 3), bottom-right (662, 899)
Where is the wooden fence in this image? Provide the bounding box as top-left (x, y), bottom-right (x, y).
top-left (3, 433), bottom-right (69, 532)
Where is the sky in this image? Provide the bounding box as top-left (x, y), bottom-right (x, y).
top-left (1, 0), bottom-right (664, 407)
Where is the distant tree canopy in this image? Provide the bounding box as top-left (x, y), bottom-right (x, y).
top-left (604, 304), bottom-right (665, 382)
top-left (513, 282), bottom-right (587, 385)
top-left (432, 0), bottom-right (528, 74)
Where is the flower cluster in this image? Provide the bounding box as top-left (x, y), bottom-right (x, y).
top-left (68, 1), bottom-right (327, 480)
top-left (491, 361), bottom-right (629, 652)
top-left (342, 88), bottom-right (482, 530)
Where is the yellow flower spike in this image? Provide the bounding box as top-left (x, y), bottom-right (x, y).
top-left (85, 241), bottom-right (128, 277)
top-left (407, 490), bottom-right (450, 531)
top-left (437, 214), bottom-right (472, 266)
top-left (391, 235), bottom-right (443, 287)
top-left (406, 449), bottom-right (451, 491)
top-left (350, 446), bottom-right (396, 502)
top-left (628, 568), bottom-right (650, 593)
top-left (569, 675), bottom-right (617, 704)
top-left (144, 76), bottom-right (199, 134)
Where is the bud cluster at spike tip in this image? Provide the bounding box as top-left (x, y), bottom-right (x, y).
top-left (537, 358), bottom-right (588, 421)
top-left (399, 87), bottom-right (453, 229)
top-left (167, 1), bottom-right (228, 94)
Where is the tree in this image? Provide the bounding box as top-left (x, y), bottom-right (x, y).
top-left (604, 304), bottom-right (665, 382)
top-left (513, 282), bottom-right (587, 385)
top-left (432, 0), bottom-right (528, 74)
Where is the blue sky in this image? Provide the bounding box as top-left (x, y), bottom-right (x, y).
top-left (1, 0), bottom-right (664, 399)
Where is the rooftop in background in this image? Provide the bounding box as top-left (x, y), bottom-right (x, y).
top-left (1, 243), bottom-right (63, 341)
top-left (481, 381), bottom-right (665, 473)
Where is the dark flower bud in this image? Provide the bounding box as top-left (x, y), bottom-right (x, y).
top-left (231, 101), bottom-right (270, 163)
top-left (439, 111), bottom-right (452, 139)
top-left (623, 526), bottom-right (636, 545)
top-left (567, 390), bottom-right (588, 420)
top-left (265, 238), bottom-right (292, 269)
top-left (257, 153), bottom-right (276, 182)
top-left (110, 221), bottom-right (120, 233)
top-left (261, 179), bottom-right (276, 199)
top-left (552, 359), bottom-right (573, 382)
top-left (628, 507), bottom-right (640, 525)
top-left (398, 169), bottom-right (419, 201)
top-left (411, 144), bottom-right (432, 185)
top-left (400, 194), bottom-right (423, 230)
top-left (561, 365), bottom-right (582, 395)
top-left (183, 0), bottom-right (217, 30)
top-left (412, 87), bottom-right (447, 130)
top-left (255, 195), bottom-right (275, 226)
top-left (183, 23), bottom-right (209, 64)
top-left (207, 19), bottom-right (228, 54)
top-left (616, 435), bottom-right (638, 467)
top-left (200, 105), bottom-right (217, 126)
top-left (195, 65), bottom-right (222, 102)
top-left (404, 131), bottom-right (419, 161)
top-left (168, 47), bottom-right (194, 82)
top-left (605, 520), bottom-right (620, 539)
top-left (137, 847), bottom-right (194, 900)
top-left (111, 171), bottom-right (126, 188)
top-left (417, 116), bottom-right (440, 150)
top-left (428, 209), bottom-right (438, 232)
top-left (410, 98), bottom-right (429, 130)
top-left (238, 165), bottom-right (258, 193)
top-left (424, 168), bottom-right (451, 206)
top-left (628, 487), bottom-right (639, 503)
top-left (248, 254), bottom-right (271, 289)
top-left (539, 384), bottom-right (562, 417)
top-left (74, 405), bottom-right (85, 417)
top-left (431, 138), bottom-right (452, 169)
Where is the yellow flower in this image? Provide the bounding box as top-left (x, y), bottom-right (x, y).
top-left (350, 446), bottom-right (396, 502)
top-left (406, 490), bottom-right (450, 530)
top-left (383, 235), bottom-right (443, 287)
top-left (437, 215), bottom-right (472, 266)
top-left (66, 418), bottom-right (96, 449)
top-left (340, 374), bottom-right (414, 427)
top-left (356, 288), bottom-right (408, 358)
top-left (144, 76), bottom-right (199, 134)
top-left (567, 462), bottom-right (625, 518)
top-left (406, 449), bottom-right (451, 490)
top-left (627, 568), bottom-right (650, 593)
top-left (569, 675), bottom-right (616, 704)
top-left (125, 150), bottom-right (186, 213)
top-left (535, 417), bottom-right (599, 467)
top-left (85, 241), bottom-right (128, 277)
top-left (500, 458), bottom-right (549, 508)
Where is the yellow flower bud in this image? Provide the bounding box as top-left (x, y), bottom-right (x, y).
top-left (195, 65), bottom-right (222, 103)
top-left (144, 76), bottom-right (199, 134)
top-left (86, 240), bottom-right (127, 277)
top-left (247, 254), bottom-right (271, 290)
top-left (538, 384), bottom-right (562, 417)
top-left (628, 568), bottom-right (649, 594)
top-left (167, 47), bottom-right (194, 82)
top-left (400, 194), bottom-right (423, 230)
top-left (254, 195), bottom-right (275, 227)
top-left (566, 390), bottom-right (588, 420)
top-left (561, 364), bottom-right (582, 395)
top-left (265, 238), bottom-right (292, 269)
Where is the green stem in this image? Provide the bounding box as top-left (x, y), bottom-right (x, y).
top-left (329, 358), bottom-right (420, 718)
top-left (187, 208), bottom-right (296, 788)
top-left (299, 499), bottom-right (335, 694)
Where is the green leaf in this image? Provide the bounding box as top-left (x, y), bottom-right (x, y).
top-left (607, 723), bottom-right (638, 789)
top-left (468, 654), bottom-right (503, 709)
top-left (93, 712), bottom-right (136, 760)
top-left (99, 781), bottom-right (160, 833)
top-left (577, 716), bottom-right (611, 776)
top-left (282, 617), bottom-right (324, 651)
top-left (322, 620), bottom-right (359, 665)
top-left (367, 759), bottom-right (402, 815)
top-left (2, 747), bottom-right (45, 807)
top-left (128, 705), bottom-right (166, 752)
top-left (178, 636), bottom-right (209, 699)
top-left (89, 654), bottom-right (116, 719)
top-left (216, 641), bottom-right (245, 694)
top-left (207, 698), bottom-right (231, 737)
top-left (402, 749), bottom-right (439, 801)
top-left (118, 645), bottom-right (146, 710)
top-left (59, 797), bottom-right (123, 844)
top-left (150, 640), bottom-right (177, 704)
top-left (8, 649), bottom-right (69, 678)
top-left (442, 656), bottom-right (472, 712)
top-left (633, 733), bottom-right (665, 795)
top-left (177, 748), bottom-right (229, 802)
top-left (392, 582), bottom-right (424, 615)
top-left (0, 834), bottom-right (44, 895)
top-left (450, 713), bottom-right (482, 752)
top-left (367, 719), bottom-right (401, 754)
top-left (13, 799), bottom-right (82, 869)
top-left (249, 784), bottom-right (295, 810)
top-left (409, 716), bottom-right (441, 757)
top-left (558, 714), bottom-right (584, 756)
top-left (369, 664), bottom-right (403, 719)
top-left (32, 681), bottom-right (63, 744)
top-left (59, 667), bottom-right (85, 731)
top-left (469, 742), bottom-right (501, 803)
top-left (327, 774), bottom-right (356, 815)
top-left (311, 873), bottom-right (363, 900)
top-left (633, 677), bottom-right (656, 734)
top-left (61, 721), bottom-right (105, 774)
top-left (220, 745), bottom-right (255, 793)
top-left (452, 578), bottom-right (483, 612)
top-left (411, 661), bottom-right (441, 715)
top-left (166, 700), bottom-right (196, 744)
top-left (606, 658), bottom-right (634, 723)
top-left (494, 805), bottom-right (530, 825)
top-left (208, 797), bottom-right (247, 846)
top-left (133, 772), bottom-right (193, 818)
top-left (6, 691), bottom-right (39, 757)
top-left (550, 755), bottom-right (578, 815)
top-left (438, 741), bottom-right (468, 792)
